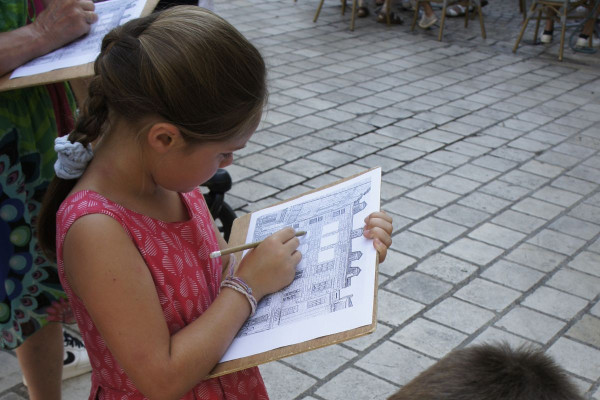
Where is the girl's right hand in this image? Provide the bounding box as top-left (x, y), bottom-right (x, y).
top-left (235, 227), bottom-right (302, 301)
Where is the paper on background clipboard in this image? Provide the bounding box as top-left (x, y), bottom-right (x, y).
top-left (221, 168), bottom-right (381, 362)
top-left (11, 0), bottom-right (146, 79)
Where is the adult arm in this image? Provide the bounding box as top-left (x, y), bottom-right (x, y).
top-left (0, 0), bottom-right (97, 76)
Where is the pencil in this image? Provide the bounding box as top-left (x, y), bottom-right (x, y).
top-left (209, 230), bottom-right (307, 258)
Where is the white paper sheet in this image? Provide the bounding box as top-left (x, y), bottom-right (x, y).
top-left (221, 168), bottom-right (381, 362)
top-left (11, 0), bottom-right (146, 79)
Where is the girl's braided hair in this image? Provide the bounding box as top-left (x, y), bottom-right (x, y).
top-left (38, 6), bottom-right (267, 260)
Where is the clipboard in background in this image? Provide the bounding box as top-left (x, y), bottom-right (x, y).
top-left (0, 0), bottom-right (159, 92)
top-left (208, 168), bottom-right (381, 379)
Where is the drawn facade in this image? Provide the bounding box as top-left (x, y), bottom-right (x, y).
top-left (237, 178), bottom-right (371, 337)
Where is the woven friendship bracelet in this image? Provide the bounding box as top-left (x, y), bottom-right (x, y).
top-left (221, 278), bottom-right (257, 316)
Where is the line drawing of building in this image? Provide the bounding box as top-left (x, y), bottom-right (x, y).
top-left (237, 178), bottom-right (372, 338)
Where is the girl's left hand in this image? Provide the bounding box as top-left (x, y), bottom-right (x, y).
top-left (363, 211), bottom-right (393, 263)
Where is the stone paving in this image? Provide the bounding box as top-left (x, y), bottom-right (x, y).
top-left (2, 0), bottom-right (600, 399)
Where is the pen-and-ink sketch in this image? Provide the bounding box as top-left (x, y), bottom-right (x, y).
top-left (237, 178), bottom-right (371, 338)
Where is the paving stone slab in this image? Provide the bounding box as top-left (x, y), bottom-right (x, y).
top-left (550, 216), bottom-right (600, 241)
top-left (482, 259), bottom-right (545, 292)
top-left (568, 251), bottom-right (600, 277)
top-left (315, 367), bottom-right (399, 400)
top-left (470, 326), bottom-right (539, 349)
top-left (495, 307), bottom-right (565, 344)
top-left (491, 210), bottom-right (546, 234)
top-left (547, 338), bottom-right (600, 381)
top-left (378, 246), bottom-right (415, 276)
top-left (547, 269), bottom-right (600, 300)
top-left (566, 315), bottom-right (600, 349)
top-left (260, 362), bottom-right (317, 400)
top-left (416, 253), bottom-right (478, 284)
top-left (443, 238), bottom-right (504, 266)
top-left (505, 243), bottom-right (566, 273)
top-left (344, 323), bottom-right (392, 352)
top-left (526, 229), bottom-right (587, 256)
top-left (377, 290), bottom-right (425, 327)
top-left (390, 318), bottom-right (467, 359)
top-left (425, 297), bottom-right (495, 335)
top-left (284, 344), bottom-right (358, 379)
top-left (355, 341), bottom-right (436, 386)
top-left (468, 223), bottom-right (526, 249)
top-left (455, 278), bottom-right (522, 312)
top-left (521, 286), bottom-right (589, 321)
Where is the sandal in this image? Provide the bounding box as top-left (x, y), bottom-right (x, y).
top-left (357, 6), bottom-right (369, 17)
top-left (377, 10), bottom-right (402, 24)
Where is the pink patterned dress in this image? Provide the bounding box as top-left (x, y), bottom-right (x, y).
top-left (56, 189), bottom-right (269, 400)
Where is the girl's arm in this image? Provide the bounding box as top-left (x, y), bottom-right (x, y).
top-left (63, 214), bottom-right (300, 400)
top-left (0, 0), bottom-right (97, 76)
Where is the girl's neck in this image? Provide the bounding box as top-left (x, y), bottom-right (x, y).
top-left (73, 126), bottom-right (188, 223)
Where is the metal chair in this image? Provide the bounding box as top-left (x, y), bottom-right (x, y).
top-left (410, 0), bottom-right (486, 41)
top-left (513, 0), bottom-right (588, 61)
top-left (202, 169), bottom-right (236, 241)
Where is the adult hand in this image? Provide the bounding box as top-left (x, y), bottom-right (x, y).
top-left (0, 0), bottom-right (98, 76)
top-left (33, 0), bottom-right (98, 53)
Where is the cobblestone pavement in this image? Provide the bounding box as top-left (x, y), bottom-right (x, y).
top-left (2, 0), bottom-right (600, 399)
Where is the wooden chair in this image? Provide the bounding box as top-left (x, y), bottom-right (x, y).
top-left (513, 0), bottom-right (589, 61)
top-left (410, 0), bottom-right (486, 41)
top-left (519, 0), bottom-right (528, 19)
top-left (313, 0), bottom-right (360, 30)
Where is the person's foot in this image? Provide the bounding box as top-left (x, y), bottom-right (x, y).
top-left (575, 33), bottom-right (599, 49)
top-left (540, 30), bottom-right (553, 44)
top-left (418, 13), bottom-right (438, 29)
top-left (357, 5), bottom-right (369, 17)
top-left (62, 331), bottom-right (92, 380)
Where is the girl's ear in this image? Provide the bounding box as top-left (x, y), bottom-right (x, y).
top-left (146, 123), bottom-right (182, 153)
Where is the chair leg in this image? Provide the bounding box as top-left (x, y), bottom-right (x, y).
top-left (477, 0), bottom-right (486, 38)
top-left (386, 0), bottom-right (391, 25)
top-left (314, 0), bottom-right (325, 22)
top-left (350, 0), bottom-right (357, 31)
top-left (439, 1), bottom-right (448, 41)
top-left (533, 7), bottom-right (542, 43)
top-left (342, 0), bottom-right (346, 15)
top-left (514, 2), bottom-right (537, 52)
top-left (465, 0), bottom-right (470, 28)
top-left (411, 1), bottom-right (420, 31)
top-left (558, 8), bottom-right (567, 61)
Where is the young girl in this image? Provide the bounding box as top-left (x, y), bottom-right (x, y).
top-left (38, 6), bottom-right (393, 399)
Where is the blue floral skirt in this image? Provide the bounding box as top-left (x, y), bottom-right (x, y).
top-left (1, 86), bottom-right (75, 350)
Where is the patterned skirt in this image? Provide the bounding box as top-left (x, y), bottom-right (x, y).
top-left (1, 84), bottom-right (75, 350)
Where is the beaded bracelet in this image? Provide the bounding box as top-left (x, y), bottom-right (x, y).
top-left (220, 253), bottom-right (257, 316)
top-left (220, 278), bottom-right (257, 316)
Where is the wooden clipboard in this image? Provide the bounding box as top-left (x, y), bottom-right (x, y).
top-left (0, 0), bottom-right (159, 92)
top-left (207, 168), bottom-right (380, 378)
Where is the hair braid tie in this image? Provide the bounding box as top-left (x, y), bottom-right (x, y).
top-left (54, 136), bottom-right (93, 179)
